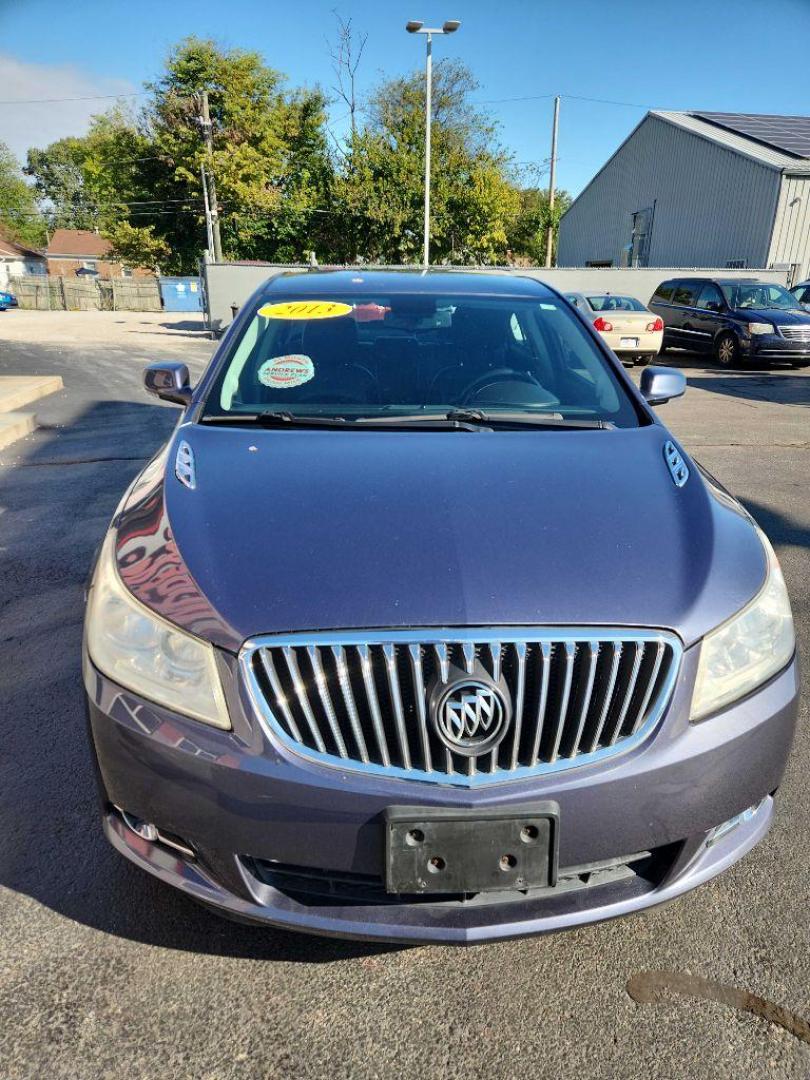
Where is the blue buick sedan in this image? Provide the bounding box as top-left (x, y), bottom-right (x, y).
top-left (83, 270), bottom-right (798, 943)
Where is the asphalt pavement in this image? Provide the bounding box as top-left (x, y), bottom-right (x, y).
top-left (1, 311), bottom-right (808, 1080)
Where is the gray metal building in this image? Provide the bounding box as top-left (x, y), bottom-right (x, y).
top-left (557, 111), bottom-right (810, 280)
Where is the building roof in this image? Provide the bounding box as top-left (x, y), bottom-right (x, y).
top-left (652, 111), bottom-right (810, 175)
top-left (47, 229), bottom-right (114, 258)
top-left (0, 233), bottom-right (45, 259)
top-left (693, 112), bottom-right (810, 159)
top-left (561, 109), bottom-right (810, 223)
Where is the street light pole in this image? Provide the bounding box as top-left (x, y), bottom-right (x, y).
top-left (423, 32), bottom-right (432, 269)
top-left (406, 19), bottom-right (460, 268)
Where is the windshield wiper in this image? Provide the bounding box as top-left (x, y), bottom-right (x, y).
top-left (446, 409), bottom-right (612, 430)
top-left (350, 413), bottom-right (488, 430)
top-left (201, 409), bottom-right (611, 431)
top-left (201, 411), bottom-right (351, 428)
top-left (201, 410), bottom-right (488, 431)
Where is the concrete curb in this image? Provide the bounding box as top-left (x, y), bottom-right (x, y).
top-left (0, 375), bottom-right (64, 413)
top-left (0, 375), bottom-right (64, 450)
top-left (0, 411), bottom-right (37, 450)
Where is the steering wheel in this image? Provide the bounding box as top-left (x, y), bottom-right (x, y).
top-left (294, 363), bottom-right (379, 406)
top-left (458, 368), bottom-right (544, 406)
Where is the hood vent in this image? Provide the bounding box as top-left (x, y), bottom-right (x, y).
top-left (663, 440), bottom-right (688, 488)
top-left (175, 439), bottom-right (196, 490)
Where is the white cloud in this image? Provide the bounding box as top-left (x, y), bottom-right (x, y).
top-left (0, 54), bottom-right (139, 164)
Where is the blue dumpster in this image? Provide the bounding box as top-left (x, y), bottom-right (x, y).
top-left (159, 276), bottom-right (202, 312)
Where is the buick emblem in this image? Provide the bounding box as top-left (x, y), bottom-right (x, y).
top-left (432, 678), bottom-right (510, 757)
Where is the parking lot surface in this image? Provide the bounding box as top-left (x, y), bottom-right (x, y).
top-left (1, 311), bottom-right (808, 1080)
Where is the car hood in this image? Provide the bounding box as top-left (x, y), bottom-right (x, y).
top-left (736, 307), bottom-right (810, 324)
top-left (114, 423), bottom-right (766, 652)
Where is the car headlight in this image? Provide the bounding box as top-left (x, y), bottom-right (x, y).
top-left (748, 322), bottom-right (774, 335)
top-left (85, 530), bottom-right (230, 728)
top-left (691, 530), bottom-right (794, 721)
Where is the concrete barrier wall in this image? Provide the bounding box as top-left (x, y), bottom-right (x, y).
top-left (201, 262), bottom-right (790, 332)
top-left (202, 263), bottom-right (308, 331)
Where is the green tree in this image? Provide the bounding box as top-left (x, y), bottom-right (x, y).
top-left (103, 221), bottom-right (170, 272)
top-left (506, 186), bottom-right (572, 266)
top-left (0, 141), bottom-right (47, 247)
top-left (26, 107), bottom-right (152, 234)
top-left (143, 37), bottom-right (333, 270)
top-left (25, 40), bottom-right (334, 272)
top-left (334, 62), bottom-right (521, 264)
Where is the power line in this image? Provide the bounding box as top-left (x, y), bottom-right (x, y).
top-left (475, 90), bottom-right (653, 110)
top-left (476, 93), bottom-right (556, 105)
top-left (565, 92), bottom-right (653, 110)
top-left (1, 198), bottom-right (202, 212)
top-left (90, 154), bottom-right (171, 166)
top-left (0, 86), bottom-right (656, 111)
top-left (0, 91), bottom-right (146, 105)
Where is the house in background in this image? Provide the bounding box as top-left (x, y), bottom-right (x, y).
top-left (45, 228), bottom-right (155, 278)
top-left (557, 111), bottom-right (810, 281)
top-left (46, 229), bottom-right (120, 278)
top-left (0, 231), bottom-right (46, 289)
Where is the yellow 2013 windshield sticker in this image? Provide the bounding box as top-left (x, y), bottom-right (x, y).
top-left (257, 300), bottom-right (353, 320)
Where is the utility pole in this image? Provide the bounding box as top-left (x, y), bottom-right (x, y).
top-left (545, 94), bottom-right (560, 269)
top-left (200, 163), bottom-right (214, 256)
top-left (199, 90), bottom-right (223, 262)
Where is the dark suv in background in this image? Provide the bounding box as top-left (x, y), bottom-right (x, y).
top-left (649, 277), bottom-right (810, 368)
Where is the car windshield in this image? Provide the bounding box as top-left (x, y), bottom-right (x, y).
top-left (720, 282), bottom-right (804, 311)
top-left (586, 295), bottom-right (645, 312)
top-left (203, 290), bottom-right (641, 427)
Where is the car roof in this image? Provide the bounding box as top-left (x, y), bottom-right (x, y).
top-left (262, 268), bottom-right (556, 299)
top-left (585, 292), bottom-right (639, 300)
top-left (658, 276), bottom-right (761, 285)
top-left (711, 277), bottom-right (768, 285)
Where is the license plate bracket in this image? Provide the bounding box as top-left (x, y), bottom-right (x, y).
top-left (384, 802), bottom-right (559, 895)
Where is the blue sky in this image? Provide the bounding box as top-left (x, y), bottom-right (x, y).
top-left (2, 0), bottom-right (810, 196)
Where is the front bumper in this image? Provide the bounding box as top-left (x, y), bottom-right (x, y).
top-left (85, 647), bottom-right (799, 944)
top-left (741, 334), bottom-right (810, 362)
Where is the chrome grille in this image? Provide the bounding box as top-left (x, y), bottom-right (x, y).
top-left (777, 325), bottom-right (810, 341)
top-left (243, 629), bottom-right (681, 787)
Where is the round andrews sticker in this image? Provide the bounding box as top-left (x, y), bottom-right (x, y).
top-left (258, 354), bottom-right (315, 389)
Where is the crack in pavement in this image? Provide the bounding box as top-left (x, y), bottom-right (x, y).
top-left (627, 970), bottom-right (810, 1045)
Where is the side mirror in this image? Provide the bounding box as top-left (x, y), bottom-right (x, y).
top-left (640, 365), bottom-right (686, 406)
top-left (144, 362), bottom-right (192, 406)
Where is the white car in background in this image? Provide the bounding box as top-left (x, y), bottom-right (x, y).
top-left (564, 292), bottom-right (663, 366)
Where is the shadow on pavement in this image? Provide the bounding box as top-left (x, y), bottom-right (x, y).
top-left (686, 374), bottom-right (810, 408)
top-left (659, 348), bottom-right (806, 377)
top-left (0, 399), bottom-right (392, 964)
top-left (160, 319), bottom-right (205, 332)
top-left (742, 498), bottom-right (810, 551)
top-left (126, 319), bottom-right (208, 340)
